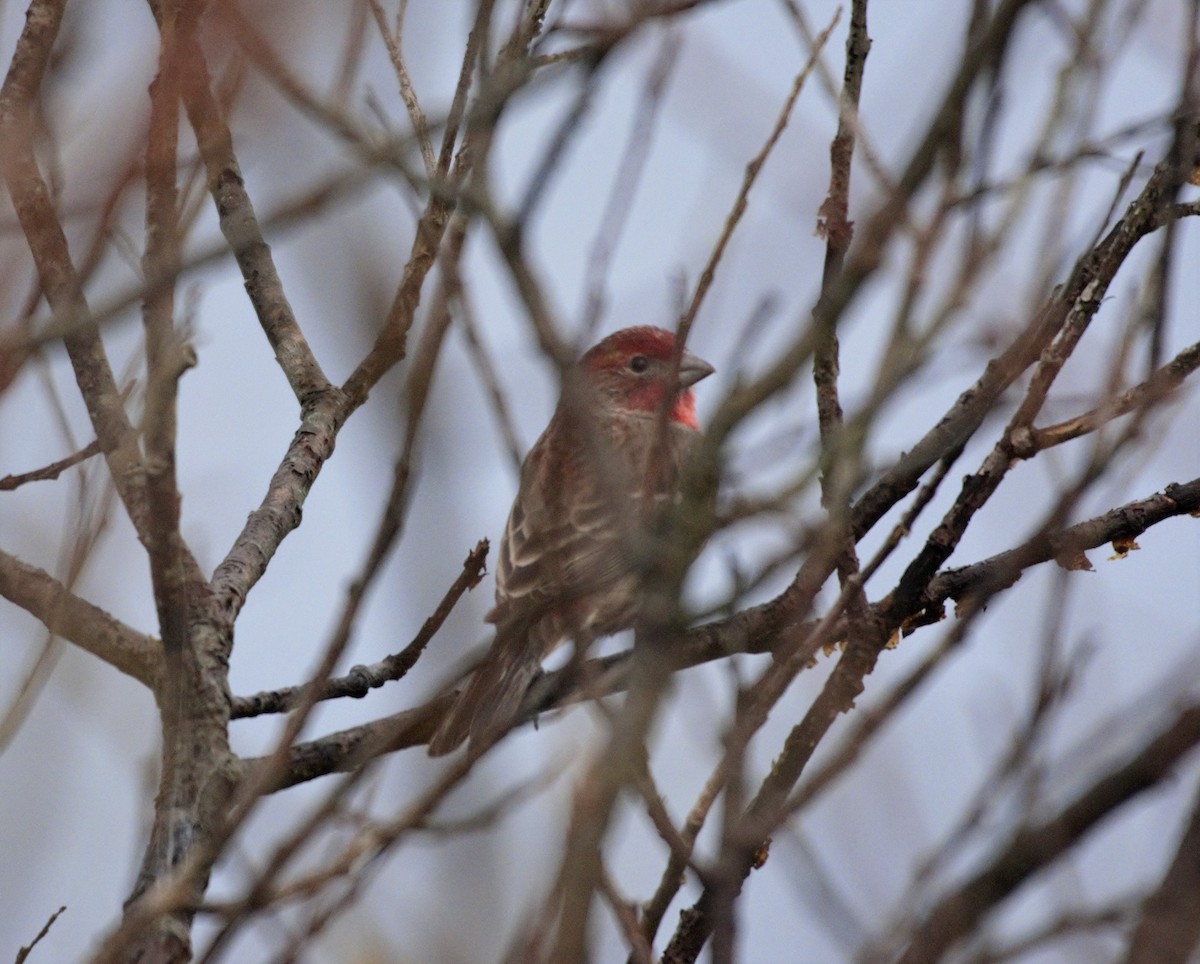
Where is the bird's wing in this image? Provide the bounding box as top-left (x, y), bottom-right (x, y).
top-left (491, 434), bottom-right (635, 625)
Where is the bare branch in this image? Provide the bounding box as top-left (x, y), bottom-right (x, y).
top-left (0, 438), bottom-right (101, 490)
top-left (0, 548), bottom-right (159, 687)
top-left (142, 0), bottom-right (198, 664)
top-left (208, 394), bottom-right (347, 620)
top-left (1029, 340), bottom-right (1200, 450)
top-left (457, 289), bottom-right (525, 472)
top-left (0, 0), bottom-right (148, 536)
top-left (1123, 778), bottom-right (1200, 963)
top-left (676, 9), bottom-right (839, 346)
top-left (14, 905), bottom-right (67, 964)
top-left (229, 539), bottom-right (487, 718)
top-left (174, 29), bottom-right (333, 406)
top-left (366, 0), bottom-right (436, 178)
top-left (896, 701), bottom-right (1200, 964)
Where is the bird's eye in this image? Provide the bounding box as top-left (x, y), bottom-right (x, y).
top-left (629, 355), bottom-right (649, 373)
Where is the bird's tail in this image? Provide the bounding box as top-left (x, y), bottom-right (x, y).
top-left (427, 618), bottom-right (546, 756)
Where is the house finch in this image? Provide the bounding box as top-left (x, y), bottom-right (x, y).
top-left (427, 326), bottom-right (715, 755)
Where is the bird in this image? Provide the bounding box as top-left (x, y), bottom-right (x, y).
top-left (427, 326), bottom-right (715, 755)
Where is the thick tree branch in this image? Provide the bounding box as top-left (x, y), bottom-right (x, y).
top-left (0, 548), bottom-right (159, 687)
top-left (114, 9), bottom-right (235, 964)
top-left (208, 396), bottom-right (347, 620)
top-left (142, 0), bottom-right (197, 662)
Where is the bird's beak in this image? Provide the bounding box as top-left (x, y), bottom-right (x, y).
top-left (678, 349), bottom-right (715, 388)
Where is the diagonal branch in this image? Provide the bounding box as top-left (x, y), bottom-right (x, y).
top-left (0, 0), bottom-right (148, 539)
top-left (0, 548), bottom-right (160, 687)
top-left (0, 438), bottom-right (102, 490)
top-left (896, 701), bottom-right (1200, 964)
top-left (229, 539), bottom-right (486, 718)
top-left (210, 0), bottom-right (501, 621)
top-left (366, 0), bottom-right (436, 178)
top-left (677, 10), bottom-right (838, 348)
top-left (1029, 340), bottom-right (1200, 451)
top-left (208, 395), bottom-right (348, 620)
top-left (1123, 776), bottom-right (1200, 964)
top-left (172, 25), bottom-right (333, 406)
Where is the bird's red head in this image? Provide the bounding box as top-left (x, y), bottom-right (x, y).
top-left (580, 326), bottom-right (714, 429)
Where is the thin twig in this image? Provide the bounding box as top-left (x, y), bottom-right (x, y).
top-left (366, 0), bottom-right (436, 177)
top-left (0, 439), bottom-right (102, 490)
top-left (456, 288), bottom-right (526, 473)
top-left (600, 866), bottom-right (654, 964)
top-left (14, 905), bottom-right (67, 964)
top-left (676, 9), bottom-right (840, 346)
top-left (580, 33), bottom-right (680, 337)
top-left (1028, 340), bottom-right (1200, 450)
top-left (229, 540), bottom-right (488, 718)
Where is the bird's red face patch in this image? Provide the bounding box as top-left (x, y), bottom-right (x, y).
top-left (670, 391), bottom-right (699, 429)
top-left (581, 327), bottom-right (701, 427)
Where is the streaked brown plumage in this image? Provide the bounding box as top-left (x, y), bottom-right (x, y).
top-left (427, 327), bottom-right (714, 755)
